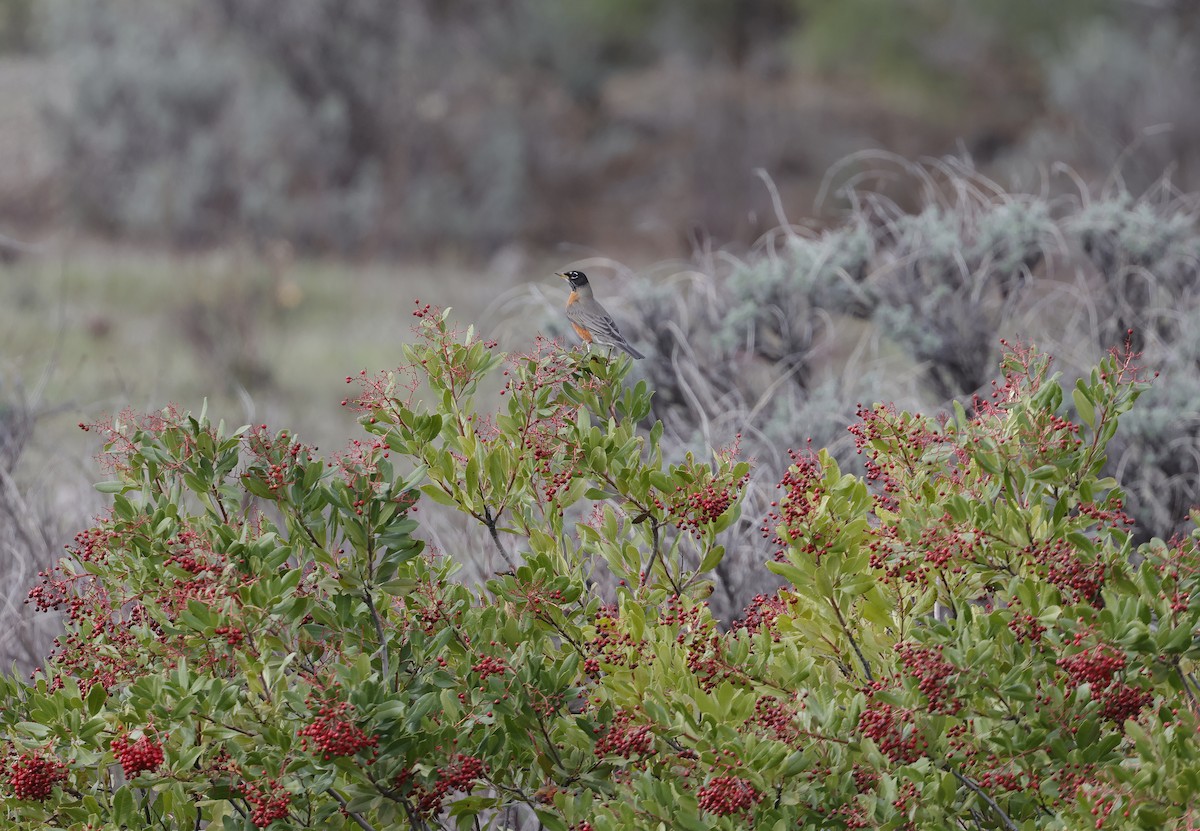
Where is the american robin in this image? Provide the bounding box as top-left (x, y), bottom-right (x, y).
top-left (557, 270), bottom-right (644, 359)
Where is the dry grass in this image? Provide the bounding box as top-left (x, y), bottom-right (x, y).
top-left (0, 241), bottom-right (551, 452)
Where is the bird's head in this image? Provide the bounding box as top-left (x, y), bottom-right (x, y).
top-left (557, 270), bottom-right (589, 289)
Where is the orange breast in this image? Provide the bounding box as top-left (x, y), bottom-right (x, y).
top-left (566, 291), bottom-right (591, 341)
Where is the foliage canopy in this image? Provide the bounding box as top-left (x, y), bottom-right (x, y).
top-left (3, 308), bottom-right (1200, 830)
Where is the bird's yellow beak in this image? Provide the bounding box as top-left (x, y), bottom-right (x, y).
top-left (555, 272), bottom-right (568, 280)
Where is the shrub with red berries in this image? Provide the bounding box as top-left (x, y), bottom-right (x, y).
top-left (3, 312), bottom-right (1200, 831)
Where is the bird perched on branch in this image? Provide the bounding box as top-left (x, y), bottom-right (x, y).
top-left (557, 270), bottom-right (644, 359)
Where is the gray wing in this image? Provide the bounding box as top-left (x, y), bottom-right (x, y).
top-left (567, 301), bottom-right (644, 358)
top-left (567, 305), bottom-right (625, 343)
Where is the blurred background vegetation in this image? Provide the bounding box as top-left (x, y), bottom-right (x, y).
top-left (5, 0), bottom-right (1200, 662)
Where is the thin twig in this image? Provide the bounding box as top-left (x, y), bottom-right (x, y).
top-left (328, 789), bottom-right (379, 831)
top-left (829, 598), bottom-right (873, 682)
top-left (1175, 663), bottom-right (1200, 714)
top-left (949, 767), bottom-right (1020, 831)
top-left (483, 504), bottom-right (515, 568)
top-left (643, 520), bottom-right (662, 586)
top-left (363, 590), bottom-right (392, 693)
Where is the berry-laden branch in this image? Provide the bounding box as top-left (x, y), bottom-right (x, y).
top-left (327, 789), bottom-right (378, 831)
top-left (948, 765), bottom-right (1021, 831)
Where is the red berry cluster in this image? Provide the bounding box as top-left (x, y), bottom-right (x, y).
top-left (237, 778), bottom-right (291, 827)
top-left (896, 642), bottom-right (961, 714)
top-left (696, 775), bottom-right (762, 817)
top-left (343, 362), bottom-right (421, 412)
top-left (889, 781), bottom-right (919, 818)
top-left (1007, 602), bottom-right (1046, 644)
top-left (6, 751), bottom-right (67, 801)
top-left (164, 528), bottom-right (216, 574)
top-left (851, 763), bottom-right (879, 793)
top-left (297, 703), bottom-right (379, 761)
top-left (586, 605), bottom-right (643, 673)
top-left (1049, 763), bottom-right (1098, 806)
top-left (681, 617), bottom-right (748, 692)
top-left (857, 697), bottom-right (925, 764)
top-left (410, 584), bottom-right (463, 636)
top-left (418, 753), bottom-right (487, 813)
top-left (164, 550), bottom-right (206, 574)
top-left (657, 593), bottom-right (704, 632)
top-left (916, 522), bottom-right (975, 570)
top-left (1059, 643), bottom-right (1125, 688)
top-left (1025, 539), bottom-right (1105, 604)
top-left (972, 354), bottom-right (1083, 465)
top-left (441, 753), bottom-right (485, 791)
top-left (84, 405), bottom-right (190, 474)
top-left (537, 455), bottom-right (581, 503)
top-left (730, 592), bottom-right (786, 637)
top-left (245, 427), bottom-right (312, 494)
top-left (593, 710), bottom-right (654, 759)
top-left (526, 415), bottom-right (585, 504)
top-left (657, 597), bottom-right (741, 695)
top-left (515, 583), bottom-right (567, 619)
top-left (332, 436), bottom-right (392, 492)
top-left (836, 801), bottom-right (874, 829)
top-left (27, 512), bottom-right (198, 695)
top-left (1077, 498), bottom-right (1134, 530)
top-left (68, 525), bottom-right (121, 565)
top-left (471, 654), bottom-right (510, 683)
top-left (28, 524), bottom-right (137, 616)
top-left (751, 695), bottom-right (800, 745)
top-left (848, 404), bottom-right (951, 512)
top-left (1146, 534), bottom-right (1198, 616)
top-left (111, 732), bottom-right (165, 777)
top-left (1059, 643), bottom-right (1152, 724)
top-left (663, 469), bottom-right (749, 533)
top-left (214, 624), bottom-right (245, 646)
top-left (763, 449), bottom-right (827, 562)
top-left (1098, 682), bottom-right (1152, 724)
top-left (976, 769), bottom-right (1025, 792)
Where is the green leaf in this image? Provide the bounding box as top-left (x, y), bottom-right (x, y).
top-left (420, 484), bottom-right (459, 507)
top-left (698, 545), bottom-right (726, 573)
top-left (242, 474), bottom-right (275, 500)
top-left (379, 578), bottom-right (417, 596)
top-left (87, 682), bottom-right (108, 716)
top-left (465, 455), bottom-right (480, 498)
top-left (780, 750), bottom-right (807, 777)
top-left (182, 472), bottom-right (209, 494)
top-left (16, 721), bottom-right (51, 739)
top-left (113, 787), bottom-right (134, 826)
top-left (406, 692), bottom-right (441, 730)
top-left (1073, 382), bottom-right (1096, 430)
